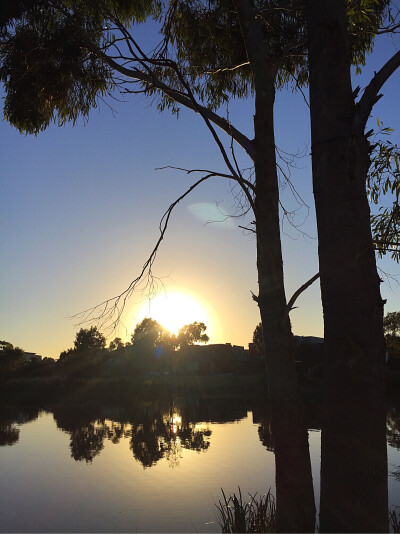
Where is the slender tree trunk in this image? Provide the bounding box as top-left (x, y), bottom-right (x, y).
top-left (305, 2), bottom-right (388, 531)
top-left (232, 3), bottom-right (315, 529)
top-left (253, 69), bottom-right (316, 533)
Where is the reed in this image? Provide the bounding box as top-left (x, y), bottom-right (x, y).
top-left (390, 507), bottom-right (400, 533)
top-left (216, 487), bottom-right (276, 533)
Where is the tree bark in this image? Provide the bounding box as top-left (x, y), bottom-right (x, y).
top-left (232, 2), bottom-right (316, 529)
top-left (305, 1), bottom-right (388, 531)
top-left (253, 71), bottom-right (315, 533)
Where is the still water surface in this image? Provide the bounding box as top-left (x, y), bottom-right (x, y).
top-left (1, 392), bottom-right (400, 532)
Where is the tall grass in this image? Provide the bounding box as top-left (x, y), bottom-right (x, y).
top-left (216, 492), bottom-right (399, 534)
top-left (216, 487), bottom-right (276, 533)
top-left (390, 507), bottom-right (400, 533)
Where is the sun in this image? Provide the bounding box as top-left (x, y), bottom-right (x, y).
top-left (136, 289), bottom-right (212, 336)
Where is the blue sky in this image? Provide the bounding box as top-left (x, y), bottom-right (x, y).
top-left (1, 28), bottom-right (399, 358)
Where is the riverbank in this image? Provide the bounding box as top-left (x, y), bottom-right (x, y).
top-left (4, 369), bottom-right (398, 406)
top-left (0, 374), bottom-right (269, 404)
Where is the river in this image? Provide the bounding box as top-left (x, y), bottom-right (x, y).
top-left (1, 383), bottom-right (400, 532)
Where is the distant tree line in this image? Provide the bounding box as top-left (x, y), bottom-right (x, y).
top-left (0, 340), bottom-right (55, 378)
top-left (0, 319), bottom-right (210, 380)
top-left (3, 311), bottom-right (400, 381)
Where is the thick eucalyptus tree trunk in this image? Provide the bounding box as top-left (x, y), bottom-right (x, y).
top-left (305, 2), bottom-right (388, 531)
top-left (252, 65), bottom-right (316, 534)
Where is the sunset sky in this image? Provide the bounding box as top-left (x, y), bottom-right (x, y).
top-left (1, 30), bottom-right (399, 359)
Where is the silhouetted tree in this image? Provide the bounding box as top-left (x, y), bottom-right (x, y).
top-left (108, 337), bottom-right (125, 352)
top-left (130, 318), bottom-right (168, 372)
top-left (0, 340), bottom-right (24, 377)
top-left (74, 327), bottom-right (106, 354)
top-left (253, 323), bottom-right (264, 356)
top-left (131, 318), bottom-right (166, 350)
top-left (306, 3), bottom-right (395, 530)
top-left (2, 2), bottom-right (396, 530)
top-left (384, 311), bottom-right (400, 356)
top-left (58, 327), bottom-right (106, 378)
top-left (176, 322), bottom-right (209, 349)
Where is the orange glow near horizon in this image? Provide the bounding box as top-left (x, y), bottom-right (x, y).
top-left (134, 289), bottom-right (216, 338)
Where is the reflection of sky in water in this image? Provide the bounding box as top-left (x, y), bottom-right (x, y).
top-left (0, 411), bottom-right (274, 533)
top-left (187, 202), bottom-right (235, 228)
top-left (2, 409), bottom-right (400, 532)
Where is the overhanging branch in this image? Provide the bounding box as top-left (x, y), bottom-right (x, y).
top-left (71, 171), bottom-right (236, 330)
top-left (102, 56), bottom-right (255, 160)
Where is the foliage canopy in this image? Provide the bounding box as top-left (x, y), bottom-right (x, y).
top-left (0, 0), bottom-right (391, 133)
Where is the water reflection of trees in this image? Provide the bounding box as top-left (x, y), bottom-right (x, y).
top-left (128, 404), bottom-right (212, 468)
top-left (0, 423), bottom-right (20, 446)
top-left (254, 394), bottom-right (322, 454)
top-left (386, 404), bottom-right (400, 483)
top-left (48, 400), bottom-right (213, 467)
top-left (0, 405), bottom-right (40, 447)
top-left (387, 405), bottom-right (400, 450)
top-left (0, 394), bottom-right (263, 465)
top-left (129, 417), bottom-right (167, 468)
top-left (4, 391), bottom-right (400, 520)
top-left (69, 423), bottom-right (107, 462)
top-left (255, 393), bottom-right (394, 532)
top-left (46, 394), bottom-right (265, 467)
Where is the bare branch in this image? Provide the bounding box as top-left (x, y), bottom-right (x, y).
top-left (356, 50), bottom-right (400, 128)
top-left (164, 59), bottom-right (257, 211)
top-left (156, 165), bottom-right (255, 193)
top-left (283, 273), bottom-right (320, 323)
top-left (377, 265), bottom-right (400, 291)
top-left (374, 23), bottom-right (400, 35)
top-left (239, 224), bottom-right (256, 234)
top-left (71, 172), bottom-right (223, 331)
top-left (275, 145), bottom-right (313, 241)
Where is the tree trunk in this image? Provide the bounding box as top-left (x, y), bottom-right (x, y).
top-left (305, 2), bottom-right (388, 531)
top-left (253, 70), bottom-right (316, 533)
top-left (232, 3), bottom-right (316, 529)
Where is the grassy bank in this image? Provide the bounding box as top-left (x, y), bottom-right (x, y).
top-left (1, 374), bottom-right (268, 404)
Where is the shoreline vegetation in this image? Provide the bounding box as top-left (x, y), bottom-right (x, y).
top-left (3, 369), bottom-right (400, 404)
top-left (0, 374), bottom-right (269, 404)
top-left (3, 311), bottom-right (400, 404)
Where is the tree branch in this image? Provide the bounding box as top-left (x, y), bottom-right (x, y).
top-left (163, 59), bottom-right (256, 212)
top-left (156, 165), bottom-right (255, 193)
top-left (71, 172), bottom-right (233, 331)
top-left (282, 272), bottom-right (320, 324)
top-left (356, 50), bottom-right (400, 128)
top-left (102, 56), bottom-right (255, 160)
